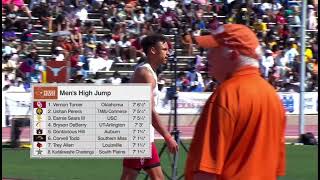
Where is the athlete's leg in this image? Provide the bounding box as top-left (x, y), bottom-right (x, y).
top-left (120, 166), bottom-right (139, 180)
top-left (143, 142), bottom-right (163, 180)
top-left (145, 166), bottom-right (164, 180)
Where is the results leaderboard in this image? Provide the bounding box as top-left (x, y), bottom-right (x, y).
top-left (31, 84), bottom-right (152, 159)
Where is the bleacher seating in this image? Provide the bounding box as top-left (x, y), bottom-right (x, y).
top-left (2, 0), bottom-right (318, 88)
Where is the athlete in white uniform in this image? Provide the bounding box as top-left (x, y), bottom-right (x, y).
top-left (136, 62), bottom-right (158, 142)
top-left (121, 34), bottom-right (178, 180)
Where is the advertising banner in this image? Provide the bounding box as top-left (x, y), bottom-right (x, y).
top-left (156, 92), bottom-right (318, 115)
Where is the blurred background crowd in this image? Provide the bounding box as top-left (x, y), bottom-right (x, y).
top-left (2, 0), bottom-right (318, 93)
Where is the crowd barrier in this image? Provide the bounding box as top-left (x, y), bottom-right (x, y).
top-left (156, 91), bottom-right (318, 115)
top-left (2, 91), bottom-right (318, 127)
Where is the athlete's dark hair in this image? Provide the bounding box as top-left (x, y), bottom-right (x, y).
top-left (141, 34), bottom-right (168, 54)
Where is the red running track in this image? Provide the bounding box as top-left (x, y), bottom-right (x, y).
top-left (2, 125), bottom-right (318, 142)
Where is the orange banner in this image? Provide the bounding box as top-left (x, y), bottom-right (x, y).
top-left (34, 86), bottom-right (58, 99)
top-left (46, 61), bottom-right (68, 83)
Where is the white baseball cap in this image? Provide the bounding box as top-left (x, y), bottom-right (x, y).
top-left (266, 49), bottom-right (273, 54)
top-left (55, 46), bottom-right (64, 51)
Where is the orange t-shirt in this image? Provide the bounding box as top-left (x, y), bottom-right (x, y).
top-left (185, 66), bottom-right (286, 180)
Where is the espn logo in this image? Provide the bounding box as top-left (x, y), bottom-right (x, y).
top-left (34, 87), bottom-right (58, 99)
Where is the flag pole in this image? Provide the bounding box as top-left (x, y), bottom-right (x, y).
top-left (299, 0), bottom-right (307, 135)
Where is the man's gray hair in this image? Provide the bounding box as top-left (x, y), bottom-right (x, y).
top-left (238, 55), bottom-right (260, 68)
top-left (224, 46), bottom-right (264, 68)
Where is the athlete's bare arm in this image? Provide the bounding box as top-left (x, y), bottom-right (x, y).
top-left (131, 67), bottom-right (178, 153)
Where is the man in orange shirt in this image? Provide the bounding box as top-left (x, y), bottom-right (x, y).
top-left (185, 24), bottom-right (287, 180)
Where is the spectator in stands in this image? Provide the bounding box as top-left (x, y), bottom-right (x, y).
top-left (3, 42), bottom-right (18, 61)
top-left (194, 18), bottom-right (207, 31)
top-left (291, 7), bottom-right (301, 26)
top-left (124, 7), bottom-right (137, 33)
top-left (160, 0), bottom-right (177, 10)
top-left (175, 3), bottom-right (184, 17)
top-left (133, 8), bottom-right (145, 34)
top-left (2, 0), bottom-right (33, 19)
top-left (112, 24), bottom-right (124, 42)
top-left (253, 19), bottom-right (267, 39)
top-left (83, 28), bottom-right (97, 54)
top-left (75, 4), bottom-right (89, 23)
top-left (181, 29), bottom-right (194, 56)
top-left (70, 26), bottom-right (83, 52)
top-left (310, 58), bottom-right (318, 91)
top-left (117, 35), bottom-right (136, 63)
top-left (3, 7), bottom-right (19, 29)
top-left (28, 48), bottom-right (39, 61)
top-left (275, 49), bottom-right (289, 80)
top-left (58, 36), bottom-right (74, 60)
top-left (194, 5), bottom-right (205, 22)
top-left (17, 56), bottom-right (35, 85)
top-left (273, 69), bottom-right (299, 92)
top-left (208, 13), bottom-right (220, 30)
top-left (194, 55), bottom-right (206, 71)
top-left (160, 8), bottom-right (179, 33)
top-left (3, 26), bottom-right (17, 42)
top-left (89, 50), bottom-right (113, 74)
top-left (235, 7), bottom-right (250, 25)
top-left (305, 43), bottom-right (314, 63)
top-left (18, 32), bottom-right (37, 56)
top-left (276, 8), bottom-right (287, 25)
top-left (261, 49), bottom-right (275, 79)
top-left (278, 24), bottom-right (290, 44)
top-left (98, 50), bottom-right (112, 69)
top-left (284, 40), bottom-right (299, 68)
top-left (130, 33), bottom-right (145, 61)
top-left (28, 0), bottom-right (40, 10)
top-left (182, 3), bottom-right (193, 24)
top-left (83, 21), bottom-right (94, 34)
top-left (311, 38), bottom-right (318, 60)
top-left (260, 0), bottom-right (276, 12)
top-left (77, 50), bottom-right (91, 79)
top-left (63, 5), bottom-right (80, 28)
top-left (307, 4), bottom-right (318, 30)
top-left (70, 49), bottom-right (81, 78)
top-left (30, 57), bottom-right (45, 83)
top-left (100, 5), bottom-right (113, 29)
top-left (100, 34), bottom-right (116, 58)
top-left (176, 71), bottom-right (190, 92)
top-left (52, 46), bottom-right (65, 61)
top-left (186, 66), bottom-right (204, 92)
top-left (4, 48), bottom-right (19, 69)
top-left (2, 54), bottom-right (15, 71)
top-left (108, 71), bottom-right (122, 85)
top-left (31, 0), bottom-right (53, 32)
top-left (53, 12), bottom-right (68, 32)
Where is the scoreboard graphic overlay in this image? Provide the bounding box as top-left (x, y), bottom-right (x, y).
top-left (31, 84), bottom-right (152, 159)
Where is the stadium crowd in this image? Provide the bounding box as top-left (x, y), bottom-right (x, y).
top-left (2, 0), bottom-right (318, 93)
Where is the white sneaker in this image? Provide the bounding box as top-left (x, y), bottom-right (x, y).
top-left (116, 57), bottom-right (123, 62)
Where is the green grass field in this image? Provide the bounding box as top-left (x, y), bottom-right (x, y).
top-left (2, 141), bottom-right (318, 180)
